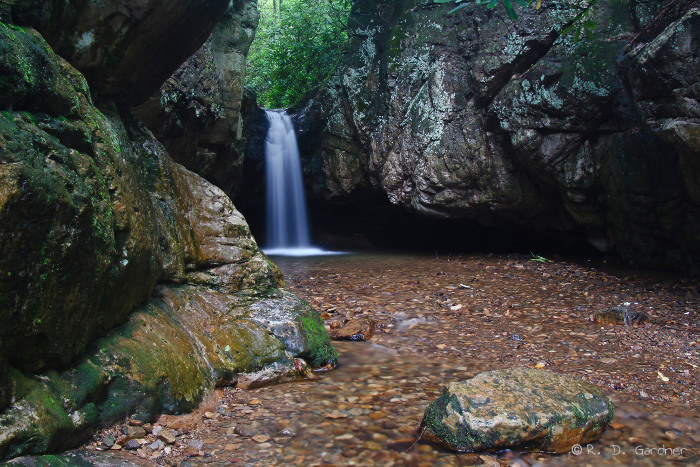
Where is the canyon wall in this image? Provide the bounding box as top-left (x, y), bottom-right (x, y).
top-left (0, 0), bottom-right (335, 459)
top-left (297, 0), bottom-right (699, 268)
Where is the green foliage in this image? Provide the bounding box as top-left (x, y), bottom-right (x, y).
top-left (529, 253), bottom-right (552, 263)
top-left (246, 0), bottom-right (351, 108)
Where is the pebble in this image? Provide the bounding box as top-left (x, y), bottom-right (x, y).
top-left (126, 426), bottom-right (146, 438)
top-left (124, 439), bottom-right (141, 450)
top-left (234, 425), bottom-right (256, 437)
top-left (252, 435), bottom-right (270, 443)
top-left (149, 440), bottom-right (165, 450)
top-left (158, 428), bottom-right (177, 445)
top-left (183, 446), bottom-right (200, 458)
top-left (187, 439), bottom-right (205, 451)
top-left (102, 435), bottom-right (116, 448)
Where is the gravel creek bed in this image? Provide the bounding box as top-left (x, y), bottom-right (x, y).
top-left (85, 253), bottom-right (698, 466)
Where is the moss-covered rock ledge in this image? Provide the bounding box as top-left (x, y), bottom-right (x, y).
top-left (0, 10), bottom-right (336, 461)
top-left (0, 287), bottom-right (335, 460)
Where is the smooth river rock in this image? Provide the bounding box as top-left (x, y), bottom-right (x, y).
top-left (421, 367), bottom-right (614, 453)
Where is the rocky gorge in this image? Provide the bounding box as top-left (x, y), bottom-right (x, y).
top-left (289, 0), bottom-right (699, 270)
top-left (0, 0), bottom-right (698, 463)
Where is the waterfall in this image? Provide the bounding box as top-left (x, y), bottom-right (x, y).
top-left (263, 110), bottom-right (341, 257)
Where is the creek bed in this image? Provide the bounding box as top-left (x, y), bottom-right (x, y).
top-left (93, 253), bottom-right (699, 465)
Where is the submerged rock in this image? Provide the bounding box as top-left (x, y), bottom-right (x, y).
top-left (593, 306), bottom-right (648, 326)
top-left (329, 317), bottom-right (376, 341)
top-left (421, 367), bottom-right (614, 453)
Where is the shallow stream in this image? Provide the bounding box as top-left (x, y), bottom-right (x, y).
top-left (94, 253), bottom-right (699, 466)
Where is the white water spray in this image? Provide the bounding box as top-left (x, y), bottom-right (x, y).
top-left (263, 110), bottom-right (342, 257)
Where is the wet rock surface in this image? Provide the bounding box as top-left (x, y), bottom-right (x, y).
top-left (422, 367), bottom-right (614, 453)
top-left (329, 316), bottom-right (376, 341)
top-left (79, 253), bottom-right (698, 465)
top-left (297, 0), bottom-right (700, 269)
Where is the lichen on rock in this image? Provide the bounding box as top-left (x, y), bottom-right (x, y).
top-left (297, 0), bottom-right (700, 269)
top-left (421, 367), bottom-right (614, 453)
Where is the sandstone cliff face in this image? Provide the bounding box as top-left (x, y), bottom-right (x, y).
top-left (0, 1), bottom-right (335, 459)
top-left (299, 0), bottom-right (699, 268)
top-left (135, 0), bottom-right (261, 198)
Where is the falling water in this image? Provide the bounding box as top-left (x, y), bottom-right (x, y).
top-left (263, 110), bottom-right (342, 257)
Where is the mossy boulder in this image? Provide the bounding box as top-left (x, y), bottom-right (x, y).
top-left (0, 23), bottom-right (162, 378)
top-left (422, 368), bottom-right (614, 453)
top-left (0, 286), bottom-right (334, 460)
top-left (0, 12), bottom-right (336, 461)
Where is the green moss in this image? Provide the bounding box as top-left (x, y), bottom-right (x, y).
top-left (422, 392), bottom-right (481, 451)
top-left (299, 312), bottom-right (338, 368)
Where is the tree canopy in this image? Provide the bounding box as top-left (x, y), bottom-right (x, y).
top-left (246, 0), bottom-right (351, 109)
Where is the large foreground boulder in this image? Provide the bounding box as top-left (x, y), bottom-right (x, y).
top-left (421, 368), bottom-right (614, 453)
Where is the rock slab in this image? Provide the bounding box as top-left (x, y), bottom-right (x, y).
top-left (329, 317), bottom-right (376, 341)
top-left (422, 367), bottom-right (614, 453)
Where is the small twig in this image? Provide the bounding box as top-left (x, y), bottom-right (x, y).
top-left (408, 425), bottom-right (426, 452)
